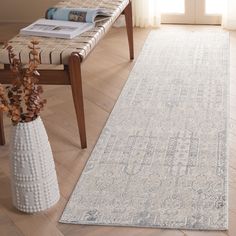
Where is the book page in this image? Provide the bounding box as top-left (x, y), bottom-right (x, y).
top-left (46, 7), bottom-right (111, 23)
top-left (28, 24), bottom-right (78, 33)
top-left (20, 19), bottom-right (94, 39)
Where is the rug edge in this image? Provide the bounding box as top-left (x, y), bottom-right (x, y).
top-left (58, 219), bottom-right (228, 231)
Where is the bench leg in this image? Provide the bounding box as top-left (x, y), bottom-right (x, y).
top-left (68, 53), bottom-right (87, 149)
top-left (124, 1), bottom-right (134, 60)
top-left (0, 111), bottom-right (5, 145)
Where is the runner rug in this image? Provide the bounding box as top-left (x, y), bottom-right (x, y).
top-left (60, 30), bottom-right (229, 230)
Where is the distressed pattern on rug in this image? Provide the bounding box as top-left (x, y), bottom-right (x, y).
top-left (60, 30), bottom-right (229, 230)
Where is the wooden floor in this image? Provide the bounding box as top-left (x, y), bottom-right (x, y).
top-left (0, 24), bottom-right (235, 236)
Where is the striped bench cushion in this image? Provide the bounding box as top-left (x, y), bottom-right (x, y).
top-left (0, 0), bottom-right (129, 65)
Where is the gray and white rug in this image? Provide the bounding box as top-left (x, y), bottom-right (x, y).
top-left (60, 30), bottom-right (229, 230)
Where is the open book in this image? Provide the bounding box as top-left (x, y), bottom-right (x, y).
top-left (20, 7), bottom-right (112, 39)
top-left (20, 18), bottom-right (95, 39)
top-left (45, 7), bottom-right (112, 23)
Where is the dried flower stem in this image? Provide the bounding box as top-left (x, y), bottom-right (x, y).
top-left (0, 40), bottom-right (46, 125)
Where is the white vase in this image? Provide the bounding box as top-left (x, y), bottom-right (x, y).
top-left (10, 116), bottom-right (60, 213)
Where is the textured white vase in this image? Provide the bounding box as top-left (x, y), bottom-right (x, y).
top-left (10, 116), bottom-right (60, 213)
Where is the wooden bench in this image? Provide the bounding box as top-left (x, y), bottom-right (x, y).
top-left (0, 0), bottom-right (134, 149)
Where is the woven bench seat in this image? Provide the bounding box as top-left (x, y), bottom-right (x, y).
top-left (0, 0), bottom-right (133, 149)
top-left (0, 0), bottom-right (129, 65)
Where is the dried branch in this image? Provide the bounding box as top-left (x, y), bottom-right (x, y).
top-left (0, 40), bottom-right (46, 125)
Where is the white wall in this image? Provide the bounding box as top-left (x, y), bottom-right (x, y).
top-left (0, 0), bottom-right (61, 23)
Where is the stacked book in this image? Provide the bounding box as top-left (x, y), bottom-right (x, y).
top-left (20, 8), bottom-right (111, 39)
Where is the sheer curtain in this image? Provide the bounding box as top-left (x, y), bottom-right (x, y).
top-left (132, 0), bottom-right (161, 27)
top-left (130, 0), bottom-right (236, 29)
top-left (222, 0), bottom-right (236, 30)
